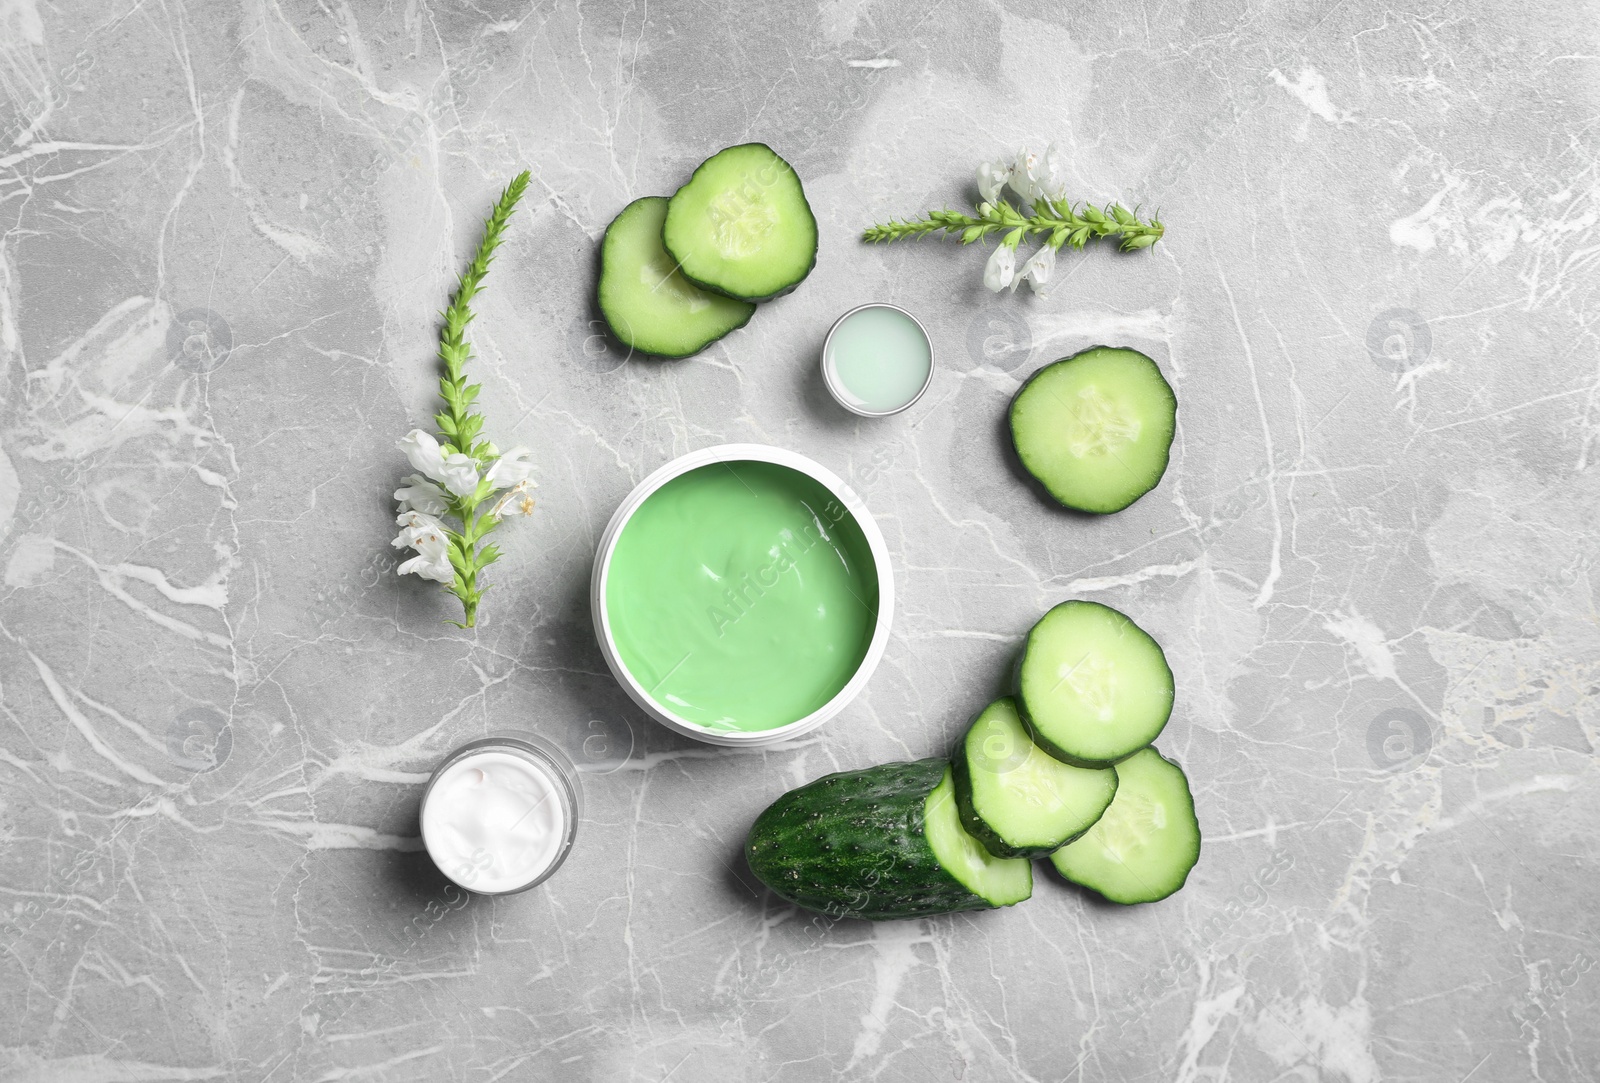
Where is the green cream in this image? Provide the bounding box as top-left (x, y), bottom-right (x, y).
top-left (605, 461), bottom-right (880, 732)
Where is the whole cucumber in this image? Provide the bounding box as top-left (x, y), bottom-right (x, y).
top-left (744, 758), bottom-right (1031, 920)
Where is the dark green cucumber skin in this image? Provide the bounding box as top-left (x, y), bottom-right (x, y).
top-left (1012, 603), bottom-right (1175, 770)
top-left (744, 759), bottom-right (993, 921)
top-left (950, 740), bottom-right (1118, 859)
top-left (663, 143), bottom-right (818, 303)
top-left (596, 197), bottom-right (754, 360)
top-left (1007, 345), bottom-right (1176, 514)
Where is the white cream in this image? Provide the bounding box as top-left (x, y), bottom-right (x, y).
top-left (420, 749), bottom-right (569, 893)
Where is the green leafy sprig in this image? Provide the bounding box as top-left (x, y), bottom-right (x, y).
top-left (409, 171), bottom-right (533, 629)
top-left (863, 197), bottom-right (1163, 252)
top-left (438, 170), bottom-right (531, 628)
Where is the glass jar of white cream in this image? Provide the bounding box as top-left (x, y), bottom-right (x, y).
top-left (419, 732), bottom-right (581, 895)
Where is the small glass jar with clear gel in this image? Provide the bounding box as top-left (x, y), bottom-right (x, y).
top-left (419, 732), bottom-right (581, 895)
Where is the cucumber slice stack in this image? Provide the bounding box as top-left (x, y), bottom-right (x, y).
top-left (598, 198), bottom-right (755, 358)
top-left (597, 143), bottom-right (818, 359)
top-left (743, 600), bottom-right (1202, 919)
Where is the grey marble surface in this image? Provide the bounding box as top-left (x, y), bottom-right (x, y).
top-left (2, 1), bottom-right (1597, 1080)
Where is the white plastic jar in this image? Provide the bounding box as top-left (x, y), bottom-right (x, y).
top-left (590, 443), bottom-right (895, 748)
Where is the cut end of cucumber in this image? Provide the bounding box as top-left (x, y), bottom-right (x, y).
top-left (1009, 346), bottom-right (1176, 514)
top-left (1016, 601), bottom-right (1174, 768)
top-left (663, 144), bottom-right (818, 302)
top-left (597, 196), bottom-right (755, 358)
top-left (925, 765), bottom-right (1033, 907)
top-left (1048, 747), bottom-right (1201, 905)
top-left (953, 698), bottom-right (1119, 859)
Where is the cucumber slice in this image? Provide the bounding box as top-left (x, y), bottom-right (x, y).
top-left (1009, 346), bottom-right (1176, 513)
top-left (1016, 600), bottom-right (1173, 768)
top-left (952, 697), bottom-right (1119, 858)
top-left (662, 143), bottom-right (818, 301)
top-left (744, 759), bottom-right (1030, 920)
top-left (925, 764), bottom-right (1035, 906)
top-left (597, 196), bottom-right (755, 358)
top-left (1049, 747), bottom-right (1200, 904)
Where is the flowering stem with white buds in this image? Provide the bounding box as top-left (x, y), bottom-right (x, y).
top-left (392, 172), bottom-right (538, 629)
top-left (862, 197), bottom-right (1163, 252)
top-left (436, 172), bottom-right (528, 627)
top-left (863, 144), bottom-right (1163, 295)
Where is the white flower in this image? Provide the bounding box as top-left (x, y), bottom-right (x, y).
top-left (398, 546), bottom-right (455, 583)
top-left (484, 447), bottom-right (536, 490)
top-left (392, 508), bottom-right (447, 551)
top-left (1019, 244), bottom-right (1057, 294)
top-left (1008, 142), bottom-right (1066, 207)
top-left (976, 159), bottom-right (1011, 204)
top-left (393, 511), bottom-right (455, 583)
top-left (398, 429), bottom-right (481, 497)
top-left (394, 474), bottom-right (450, 517)
top-left (1035, 143), bottom-right (1068, 203)
top-left (488, 480), bottom-right (537, 521)
top-left (398, 429), bottom-right (446, 478)
top-left (436, 453), bottom-right (480, 497)
top-left (1007, 146), bottom-right (1040, 204)
top-left (983, 244), bottom-right (1017, 292)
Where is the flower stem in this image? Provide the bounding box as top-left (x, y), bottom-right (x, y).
top-left (863, 197), bottom-right (1163, 252)
top-left (435, 172), bottom-right (530, 628)
top-left (436, 171), bottom-right (532, 463)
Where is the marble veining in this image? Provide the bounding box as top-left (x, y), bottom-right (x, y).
top-left (1, 1), bottom-right (1596, 1080)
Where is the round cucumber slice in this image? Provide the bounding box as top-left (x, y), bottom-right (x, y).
top-left (1015, 600), bottom-right (1174, 768)
top-left (1009, 346), bottom-right (1176, 514)
top-left (925, 765), bottom-right (1034, 907)
top-left (1049, 747), bottom-right (1200, 904)
top-left (662, 143), bottom-right (818, 302)
top-left (597, 196), bottom-right (755, 358)
top-left (952, 697), bottom-right (1119, 859)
